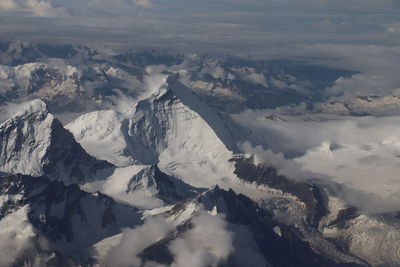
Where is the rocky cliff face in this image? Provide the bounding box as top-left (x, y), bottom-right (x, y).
top-left (138, 186), bottom-right (366, 267)
top-left (231, 155), bottom-right (328, 227)
top-left (123, 75), bottom-right (238, 164)
top-left (0, 100), bottom-right (114, 184)
top-left (126, 164), bottom-right (201, 204)
top-left (0, 173), bottom-right (142, 264)
top-left (0, 46), bottom-right (397, 266)
top-left (68, 75), bottom-right (240, 187)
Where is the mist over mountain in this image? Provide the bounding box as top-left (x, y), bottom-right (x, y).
top-left (0, 44), bottom-right (398, 265)
top-left (0, 1), bottom-right (399, 266)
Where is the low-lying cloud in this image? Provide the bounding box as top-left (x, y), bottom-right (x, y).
top-left (169, 210), bottom-right (234, 267)
top-left (234, 110), bottom-right (400, 214)
top-left (104, 216), bottom-right (172, 266)
top-left (100, 207), bottom-right (234, 267)
top-left (0, 206), bottom-right (51, 266)
top-left (239, 141), bottom-right (315, 181)
top-left (0, 100), bottom-right (42, 123)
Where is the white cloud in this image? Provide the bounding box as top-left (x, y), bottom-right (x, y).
top-left (144, 74), bottom-right (168, 95)
top-left (0, 0), bottom-right (64, 17)
top-left (99, 206), bottom-right (233, 267)
top-left (0, 0), bottom-right (18, 9)
top-left (385, 23), bottom-right (400, 33)
top-left (239, 141), bottom-right (314, 181)
top-left (242, 72), bottom-right (268, 87)
top-left (0, 206), bottom-right (36, 266)
top-left (0, 100), bottom-right (45, 123)
top-left (233, 109), bottom-right (400, 214)
top-left (26, 0), bottom-right (63, 17)
top-left (0, 206), bottom-right (50, 266)
top-left (295, 120), bottom-right (400, 214)
top-left (133, 0), bottom-right (153, 7)
top-left (104, 216), bottom-right (172, 266)
top-left (169, 210), bottom-right (234, 267)
top-left (326, 74), bottom-right (388, 97)
top-left (0, 0), bottom-right (398, 62)
top-left (298, 44), bottom-right (400, 94)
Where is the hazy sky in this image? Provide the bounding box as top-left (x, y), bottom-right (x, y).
top-left (1, 0), bottom-right (399, 93)
top-left (0, 0), bottom-right (399, 56)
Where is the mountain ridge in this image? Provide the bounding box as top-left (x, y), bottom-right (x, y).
top-left (0, 100), bottom-right (114, 184)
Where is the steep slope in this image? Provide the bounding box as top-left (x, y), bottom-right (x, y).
top-left (196, 187), bottom-right (366, 267)
top-left (83, 164), bottom-right (202, 209)
top-left (95, 186), bottom-right (365, 267)
top-left (230, 154), bottom-right (400, 266)
top-left (126, 74), bottom-right (238, 161)
top-left (0, 173), bottom-right (142, 265)
top-left (231, 154), bottom-right (328, 227)
top-left (319, 200), bottom-right (400, 266)
top-left (0, 100), bottom-right (113, 184)
top-left (123, 164), bottom-right (201, 205)
top-left (66, 110), bottom-right (133, 166)
top-left (68, 74), bottom-right (241, 187)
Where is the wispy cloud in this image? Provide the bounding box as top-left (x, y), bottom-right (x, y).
top-left (0, 0), bottom-right (18, 10)
top-left (0, 0), bottom-right (398, 56)
top-left (0, 0), bottom-right (64, 17)
top-left (133, 0), bottom-right (153, 7)
top-left (385, 23), bottom-right (400, 33)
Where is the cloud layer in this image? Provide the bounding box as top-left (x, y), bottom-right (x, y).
top-left (0, 0), bottom-right (398, 96)
top-left (169, 211), bottom-right (233, 267)
top-left (234, 110), bottom-right (400, 214)
top-left (0, 0), bottom-right (64, 17)
top-left (100, 208), bottom-right (233, 267)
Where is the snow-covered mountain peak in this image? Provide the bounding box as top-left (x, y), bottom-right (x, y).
top-left (68, 74), bottom-right (241, 187)
top-left (130, 74), bottom-right (239, 155)
top-left (0, 100), bottom-right (114, 183)
top-left (1, 99), bottom-right (51, 129)
top-left (0, 173), bottom-right (142, 263)
top-left (66, 109), bottom-right (132, 167)
top-left (13, 99), bottom-right (48, 118)
top-left (148, 74), bottom-right (176, 100)
top-left (126, 164), bottom-right (200, 204)
top-left (124, 76), bottom-right (241, 186)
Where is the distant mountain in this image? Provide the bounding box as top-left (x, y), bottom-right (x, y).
top-left (0, 59), bottom-right (145, 114)
top-left (0, 41), bottom-right (398, 266)
top-left (313, 95), bottom-right (400, 116)
top-left (66, 73), bottom-right (400, 266)
top-left (0, 41), bottom-right (357, 116)
top-left (178, 58), bottom-right (356, 113)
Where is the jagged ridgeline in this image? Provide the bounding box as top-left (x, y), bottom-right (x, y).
top-left (0, 71), bottom-right (397, 266)
top-left (0, 41), bottom-right (360, 116)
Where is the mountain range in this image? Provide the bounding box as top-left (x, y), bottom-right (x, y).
top-left (0, 42), bottom-right (399, 266)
